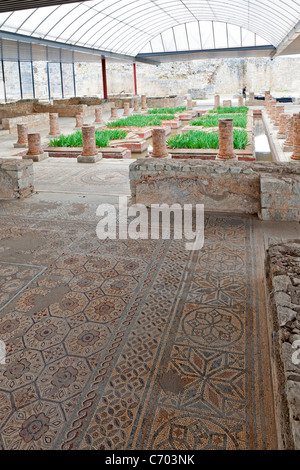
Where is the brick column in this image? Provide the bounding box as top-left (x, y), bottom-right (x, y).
top-left (151, 128), bottom-right (169, 158)
top-left (78, 125), bottom-right (101, 163)
top-left (291, 115), bottom-right (300, 161)
top-left (217, 119), bottom-right (236, 160)
top-left (214, 95), bottom-right (220, 108)
top-left (141, 95), bottom-right (147, 110)
top-left (110, 106), bottom-right (118, 119)
top-left (95, 107), bottom-right (104, 124)
top-left (23, 133), bottom-right (46, 162)
top-left (75, 113), bottom-right (84, 129)
top-left (238, 95), bottom-right (244, 107)
top-left (270, 99), bottom-right (277, 120)
top-left (164, 97), bottom-right (169, 108)
top-left (49, 113), bottom-right (60, 137)
top-left (283, 116), bottom-right (294, 151)
top-left (187, 99), bottom-right (193, 111)
top-left (277, 113), bottom-right (289, 139)
top-left (14, 123), bottom-right (28, 148)
top-left (274, 105), bottom-right (285, 127)
top-left (265, 91), bottom-right (270, 106)
top-left (123, 102), bottom-right (130, 116)
top-left (133, 99), bottom-right (140, 113)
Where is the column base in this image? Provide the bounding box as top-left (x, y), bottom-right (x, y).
top-left (22, 152), bottom-right (48, 162)
top-left (216, 154), bottom-right (237, 161)
top-left (283, 145), bottom-right (293, 152)
top-left (149, 153), bottom-right (171, 159)
top-left (14, 143), bottom-right (28, 148)
top-left (77, 153), bottom-right (102, 163)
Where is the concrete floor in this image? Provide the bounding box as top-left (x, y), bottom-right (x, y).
top-left (0, 97), bottom-right (299, 449)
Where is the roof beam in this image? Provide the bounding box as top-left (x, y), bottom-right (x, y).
top-left (271, 19), bottom-right (300, 59)
top-left (0, 0), bottom-right (85, 13)
top-left (0, 30), bottom-right (160, 65)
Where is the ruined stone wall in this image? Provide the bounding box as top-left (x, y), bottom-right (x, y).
top-left (129, 159), bottom-right (300, 221)
top-left (0, 159), bottom-right (34, 199)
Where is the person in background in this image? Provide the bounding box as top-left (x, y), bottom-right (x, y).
top-left (242, 86), bottom-right (247, 99)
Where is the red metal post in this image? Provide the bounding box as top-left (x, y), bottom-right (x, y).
top-left (133, 62), bottom-right (137, 95)
top-left (102, 57), bottom-right (108, 100)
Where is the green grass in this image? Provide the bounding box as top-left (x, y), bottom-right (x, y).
top-left (107, 114), bottom-right (175, 128)
top-left (148, 106), bottom-right (186, 114)
top-left (191, 113), bottom-right (247, 129)
top-left (48, 129), bottom-right (127, 148)
top-left (167, 129), bottom-right (249, 150)
top-left (209, 106), bottom-right (248, 114)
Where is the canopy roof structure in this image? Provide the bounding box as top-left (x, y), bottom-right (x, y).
top-left (0, 0), bottom-right (299, 63)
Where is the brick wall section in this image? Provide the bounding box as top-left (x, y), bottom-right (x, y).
top-left (129, 159), bottom-right (300, 220)
top-left (2, 113), bottom-right (50, 134)
top-left (146, 96), bottom-right (185, 108)
top-left (0, 158), bottom-right (34, 199)
top-left (266, 241), bottom-right (300, 449)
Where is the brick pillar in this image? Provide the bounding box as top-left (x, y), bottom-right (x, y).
top-left (187, 99), bottom-right (193, 111)
top-left (141, 95), bottom-right (147, 110)
top-left (214, 95), bottom-right (220, 108)
top-left (238, 95), bottom-right (244, 107)
top-left (291, 115), bottom-right (300, 161)
top-left (14, 123), bottom-right (28, 148)
top-left (217, 119), bottom-right (236, 160)
top-left (95, 107), bottom-right (104, 124)
top-left (123, 102), bottom-right (130, 116)
top-left (151, 128), bottom-right (169, 158)
top-left (270, 99), bottom-right (277, 120)
top-left (23, 133), bottom-right (46, 161)
top-left (164, 97), bottom-right (169, 108)
top-left (284, 116), bottom-right (294, 150)
top-left (265, 91), bottom-right (270, 106)
top-left (78, 125), bottom-right (101, 163)
top-left (49, 113), bottom-right (60, 137)
top-left (110, 106), bottom-right (118, 119)
top-left (274, 105), bottom-right (285, 127)
top-left (277, 113), bottom-right (289, 139)
top-left (133, 99), bottom-right (140, 113)
top-left (75, 113), bottom-right (84, 129)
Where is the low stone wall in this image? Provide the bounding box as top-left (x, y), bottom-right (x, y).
top-left (266, 241), bottom-right (300, 449)
top-left (0, 99), bottom-right (37, 123)
top-left (108, 95), bottom-right (139, 108)
top-left (129, 159), bottom-right (300, 220)
top-left (0, 158), bottom-right (34, 199)
top-left (2, 113), bottom-right (50, 134)
top-left (146, 95), bottom-right (186, 108)
top-left (34, 101), bottom-right (112, 118)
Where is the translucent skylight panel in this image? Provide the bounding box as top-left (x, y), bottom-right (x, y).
top-left (33, 5), bottom-right (75, 38)
top-left (241, 28), bottom-right (256, 47)
top-left (1, 9), bottom-right (36, 31)
top-left (16, 6), bottom-right (59, 34)
top-left (213, 22), bottom-right (228, 49)
top-left (255, 34), bottom-right (269, 46)
top-left (44, 3), bottom-right (89, 40)
top-left (0, 12), bottom-right (16, 29)
top-left (64, 12), bottom-right (107, 44)
top-left (227, 24), bottom-right (242, 47)
top-left (186, 22), bottom-right (201, 50)
top-left (151, 35), bottom-right (165, 52)
top-left (200, 21), bottom-right (214, 49)
top-left (173, 24), bottom-right (189, 50)
top-left (161, 29), bottom-right (176, 51)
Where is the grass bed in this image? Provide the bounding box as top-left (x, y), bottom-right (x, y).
top-left (209, 106), bottom-right (248, 114)
top-left (49, 129), bottom-right (127, 148)
top-left (107, 114), bottom-right (175, 128)
top-left (148, 106), bottom-right (186, 114)
top-left (191, 113), bottom-right (247, 129)
top-left (167, 129), bottom-right (249, 150)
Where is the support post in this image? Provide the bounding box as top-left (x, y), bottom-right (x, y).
top-left (133, 62), bottom-right (137, 95)
top-left (102, 57), bottom-right (108, 100)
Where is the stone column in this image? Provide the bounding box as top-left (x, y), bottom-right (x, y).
top-left (277, 113), bottom-right (289, 139)
top-left (75, 113), bottom-right (84, 129)
top-left (95, 107), bottom-right (104, 124)
top-left (49, 113), bottom-right (60, 137)
top-left (23, 133), bottom-right (46, 162)
top-left (217, 119), bottom-right (236, 160)
top-left (141, 95), bottom-right (147, 110)
top-left (223, 100), bottom-right (232, 108)
top-left (110, 106), bottom-right (118, 120)
top-left (78, 125), bottom-right (102, 163)
top-left (238, 95), bottom-right (244, 107)
top-left (133, 99), bottom-right (140, 113)
top-left (164, 97), bottom-right (169, 108)
top-left (214, 95), bottom-right (220, 109)
top-left (274, 105), bottom-right (285, 127)
top-left (123, 102), bottom-right (130, 116)
top-left (283, 116), bottom-right (294, 151)
top-left (151, 128), bottom-right (169, 158)
top-left (291, 115), bottom-right (300, 161)
top-left (187, 99), bottom-right (193, 111)
top-left (14, 123), bottom-right (28, 148)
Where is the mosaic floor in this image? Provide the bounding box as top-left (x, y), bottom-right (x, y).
top-left (0, 195), bottom-right (278, 450)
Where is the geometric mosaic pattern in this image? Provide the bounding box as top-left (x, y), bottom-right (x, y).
top-left (0, 200), bottom-right (278, 450)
